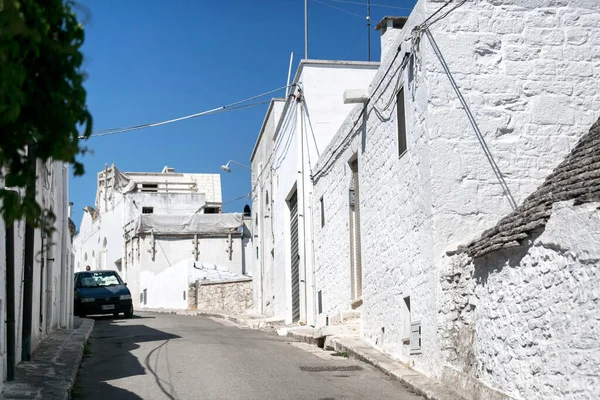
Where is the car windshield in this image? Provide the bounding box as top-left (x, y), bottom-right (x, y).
top-left (78, 271), bottom-right (122, 288)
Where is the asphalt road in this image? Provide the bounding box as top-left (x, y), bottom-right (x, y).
top-left (73, 312), bottom-right (423, 400)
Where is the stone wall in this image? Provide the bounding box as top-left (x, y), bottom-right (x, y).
top-left (189, 278), bottom-right (253, 315)
top-left (311, 0), bottom-right (600, 394)
top-left (440, 201), bottom-right (600, 399)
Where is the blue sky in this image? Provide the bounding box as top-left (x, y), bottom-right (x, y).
top-left (70, 0), bottom-right (417, 227)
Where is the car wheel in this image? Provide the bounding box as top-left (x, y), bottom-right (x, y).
top-left (113, 312), bottom-right (120, 318)
top-left (125, 305), bottom-right (134, 318)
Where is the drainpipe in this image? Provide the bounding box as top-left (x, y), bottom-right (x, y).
top-left (297, 94), bottom-right (309, 323)
top-left (6, 221), bottom-right (16, 380)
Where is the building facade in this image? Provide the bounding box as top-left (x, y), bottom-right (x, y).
top-left (251, 60), bottom-right (380, 325)
top-left (73, 165), bottom-right (251, 311)
top-left (308, 1), bottom-right (600, 399)
top-left (0, 160), bottom-right (74, 392)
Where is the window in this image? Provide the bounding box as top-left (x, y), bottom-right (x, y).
top-left (142, 207), bottom-right (154, 214)
top-left (397, 86), bottom-right (407, 156)
top-left (141, 183), bottom-right (158, 192)
top-left (402, 296), bottom-right (411, 343)
top-left (204, 207), bottom-right (219, 214)
top-left (265, 190), bottom-right (269, 206)
top-left (320, 196), bottom-right (325, 227)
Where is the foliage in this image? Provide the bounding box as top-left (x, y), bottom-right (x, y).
top-left (0, 0), bottom-right (92, 228)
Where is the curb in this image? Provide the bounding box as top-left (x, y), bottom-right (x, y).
top-left (284, 329), bottom-right (465, 400)
top-left (328, 336), bottom-right (461, 400)
top-left (2, 318), bottom-right (96, 400)
top-left (140, 308), bottom-right (284, 331)
top-left (67, 318), bottom-right (95, 398)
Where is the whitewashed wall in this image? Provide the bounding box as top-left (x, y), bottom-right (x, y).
top-left (251, 99), bottom-right (285, 317)
top-left (0, 159), bottom-right (72, 391)
top-left (141, 259), bottom-right (189, 310)
top-left (311, 0), bottom-right (600, 395)
top-left (133, 235), bottom-right (245, 309)
top-left (441, 200), bottom-right (600, 399)
top-left (271, 61), bottom-right (379, 325)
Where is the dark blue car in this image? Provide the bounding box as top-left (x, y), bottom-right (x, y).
top-left (74, 270), bottom-right (134, 318)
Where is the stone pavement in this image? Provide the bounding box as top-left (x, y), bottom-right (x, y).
top-left (2, 318), bottom-right (95, 400)
top-left (142, 308), bottom-right (467, 400)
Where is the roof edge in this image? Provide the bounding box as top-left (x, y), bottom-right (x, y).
top-left (250, 98), bottom-right (286, 162)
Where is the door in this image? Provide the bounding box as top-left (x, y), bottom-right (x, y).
top-left (289, 191), bottom-right (300, 322)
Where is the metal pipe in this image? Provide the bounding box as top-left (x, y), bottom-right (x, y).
top-left (286, 52), bottom-right (294, 97)
top-left (304, 0), bottom-right (309, 59)
top-left (367, 0), bottom-right (371, 61)
top-left (298, 98), bottom-right (309, 323)
top-left (6, 222), bottom-right (16, 380)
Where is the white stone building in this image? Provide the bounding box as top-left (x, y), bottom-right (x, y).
top-left (251, 60), bottom-right (380, 325)
top-left (0, 160), bottom-right (75, 392)
top-left (73, 165), bottom-right (252, 311)
top-left (308, 1), bottom-right (600, 399)
top-left (250, 98), bottom-right (285, 317)
top-left (442, 120), bottom-right (600, 400)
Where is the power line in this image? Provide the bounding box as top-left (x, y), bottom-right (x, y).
top-left (330, 0), bottom-right (414, 11)
top-left (222, 193), bottom-right (251, 205)
top-left (313, 0), bottom-right (365, 18)
top-left (83, 84), bottom-right (294, 138)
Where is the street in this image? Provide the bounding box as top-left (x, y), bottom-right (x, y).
top-left (73, 312), bottom-right (423, 400)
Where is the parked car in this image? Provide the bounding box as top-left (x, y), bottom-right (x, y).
top-left (74, 270), bottom-right (133, 318)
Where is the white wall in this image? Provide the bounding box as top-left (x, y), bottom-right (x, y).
top-left (441, 200), bottom-right (600, 399)
top-left (0, 159), bottom-right (73, 391)
top-left (132, 234), bottom-right (245, 309)
top-left (271, 61), bottom-right (379, 325)
top-left (141, 259), bottom-right (189, 310)
top-left (251, 99), bottom-right (285, 317)
top-left (310, 0), bottom-right (600, 390)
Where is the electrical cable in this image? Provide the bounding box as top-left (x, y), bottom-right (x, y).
top-left (330, 0), bottom-right (414, 10)
top-left (424, 0), bottom-right (467, 28)
top-left (83, 84), bottom-right (294, 138)
top-left (313, 0), bottom-right (365, 18)
top-left (222, 193), bottom-right (251, 205)
top-left (423, 26), bottom-right (517, 210)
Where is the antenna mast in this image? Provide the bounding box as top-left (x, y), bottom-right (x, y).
top-left (305, 0), bottom-right (309, 59)
top-left (367, 0), bottom-right (371, 61)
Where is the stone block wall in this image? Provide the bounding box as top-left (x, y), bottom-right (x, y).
top-left (440, 201), bottom-right (600, 399)
top-left (189, 278), bottom-right (253, 315)
top-left (311, 0), bottom-right (600, 395)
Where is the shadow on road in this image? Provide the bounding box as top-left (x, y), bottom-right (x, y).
top-left (76, 381), bottom-right (144, 400)
top-left (74, 316), bottom-right (181, 399)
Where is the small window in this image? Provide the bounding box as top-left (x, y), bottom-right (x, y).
top-left (265, 191), bottom-right (270, 206)
top-left (397, 86), bottom-right (407, 156)
top-left (204, 207), bottom-right (219, 214)
top-left (320, 196), bottom-right (325, 227)
top-left (142, 207), bottom-right (154, 214)
top-left (141, 183), bottom-right (158, 192)
top-left (402, 296), bottom-right (411, 343)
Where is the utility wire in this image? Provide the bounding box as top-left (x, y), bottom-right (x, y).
top-left (330, 0), bottom-right (414, 10)
top-left (424, 26), bottom-right (517, 210)
top-left (313, 0), bottom-right (365, 18)
top-left (222, 193), bottom-right (251, 205)
top-left (346, 25), bottom-right (368, 59)
top-left (424, 0), bottom-right (467, 27)
top-left (84, 84), bottom-right (294, 138)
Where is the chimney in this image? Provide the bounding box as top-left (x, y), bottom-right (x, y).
top-left (375, 16), bottom-right (408, 64)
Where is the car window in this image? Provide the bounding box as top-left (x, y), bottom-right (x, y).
top-left (77, 271), bottom-right (123, 288)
